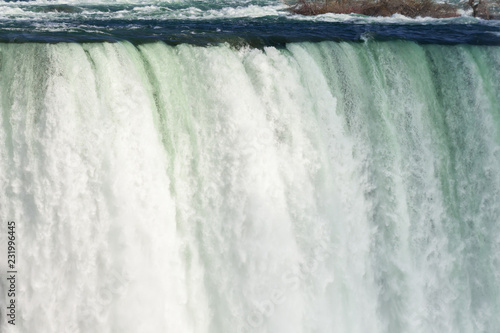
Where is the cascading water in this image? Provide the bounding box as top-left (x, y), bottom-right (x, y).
top-left (1, 0), bottom-right (500, 331)
top-left (1, 40), bottom-right (499, 333)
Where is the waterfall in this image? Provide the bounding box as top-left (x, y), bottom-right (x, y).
top-left (1, 41), bottom-right (499, 333)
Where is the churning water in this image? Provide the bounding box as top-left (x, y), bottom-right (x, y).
top-left (1, 1), bottom-right (500, 333)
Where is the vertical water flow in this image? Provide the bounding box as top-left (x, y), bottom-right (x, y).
top-left (0, 41), bottom-right (499, 333)
top-left (0, 42), bottom-right (191, 333)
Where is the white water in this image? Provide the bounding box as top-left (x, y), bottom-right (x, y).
top-left (1, 41), bottom-right (500, 333)
top-left (1, 0), bottom-right (497, 25)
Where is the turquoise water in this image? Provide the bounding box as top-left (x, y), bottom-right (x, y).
top-left (1, 1), bottom-right (500, 333)
top-left (1, 40), bottom-right (499, 333)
